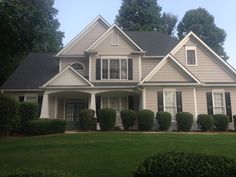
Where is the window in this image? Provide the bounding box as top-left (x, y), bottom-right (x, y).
top-left (164, 90), bottom-right (176, 118)
top-left (111, 31), bottom-right (119, 45)
top-left (101, 58), bottom-right (128, 80)
top-left (18, 96), bottom-right (24, 102)
top-left (72, 63), bottom-right (84, 71)
top-left (185, 46), bottom-right (197, 66)
top-left (25, 95), bottom-right (38, 103)
top-left (213, 91), bottom-right (225, 114)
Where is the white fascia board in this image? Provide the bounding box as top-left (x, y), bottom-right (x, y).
top-left (140, 83), bottom-right (201, 86)
top-left (86, 24), bottom-right (144, 52)
top-left (56, 15), bottom-right (110, 56)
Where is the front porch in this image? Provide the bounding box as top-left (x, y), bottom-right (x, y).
top-left (40, 90), bottom-right (141, 129)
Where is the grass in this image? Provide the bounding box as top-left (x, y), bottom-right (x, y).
top-left (1, 132), bottom-right (236, 177)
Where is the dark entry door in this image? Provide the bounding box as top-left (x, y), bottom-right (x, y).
top-left (65, 100), bottom-right (87, 130)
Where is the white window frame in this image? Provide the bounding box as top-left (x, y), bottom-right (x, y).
top-left (212, 89), bottom-right (226, 114)
top-left (101, 96), bottom-right (128, 109)
top-left (101, 56), bottom-right (128, 80)
top-left (185, 46), bottom-right (197, 66)
top-left (71, 62), bottom-right (84, 71)
top-left (24, 94), bottom-right (38, 103)
top-left (111, 31), bottom-right (119, 46)
top-left (163, 89), bottom-right (177, 120)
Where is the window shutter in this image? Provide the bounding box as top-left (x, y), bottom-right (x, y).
top-left (96, 59), bottom-right (101, 80)
top-left (128, 96), bottom-right (134, 110)
top-left (19, 96), bottom-right (24, 102)
top-left (157, 91), bottom-right (163, 112)
top-left (128, 59), bottom-right (133, 80)
top-left (206, 92), bottom-right (213, 115)
top-left (96, 96), bottom-right (101, 118)
top-left (176, 91), bottom-right (182, 112)
top-left (38, 96), bottom-right (43, 104)
top-left (225, 92), bottom-right (232, 121)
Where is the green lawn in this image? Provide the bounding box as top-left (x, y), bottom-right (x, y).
top-left (1, 132), bottom-right (236, 177)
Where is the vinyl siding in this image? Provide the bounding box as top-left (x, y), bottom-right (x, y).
top-left (62, 20), bottom-right (108, 54)
top-left (174, 38), bottom-right (235, 82)
top-left (60, 58), bottom-right (89, 77)
top-left (150, 60), bottom-right (191, 82)
top-left (142, 58), bottom-right (161, 79)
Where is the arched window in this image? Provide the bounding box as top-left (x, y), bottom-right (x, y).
top-left (72, 63), bottom-right (84, 71)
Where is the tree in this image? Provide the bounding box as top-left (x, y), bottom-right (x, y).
top-left (0, 0), bottom-right (64, 85)
top-left (115, 0), bottom-right (177, 34)
top-left (177, 8), bottom-right (228, 60)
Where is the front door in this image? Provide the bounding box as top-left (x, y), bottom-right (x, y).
top-left (65, 99), bottom-right (87, 130)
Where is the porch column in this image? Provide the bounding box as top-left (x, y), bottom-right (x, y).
top-left (89, 93), bottom-right (96, 117)
top-left (40, 93), bottom-right (49, 118)
top-left (142, 88), bottom-right (146, 109)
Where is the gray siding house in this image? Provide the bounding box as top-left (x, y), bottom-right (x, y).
top-left (2, 16), bottom-right (236, 129)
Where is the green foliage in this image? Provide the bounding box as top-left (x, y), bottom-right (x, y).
top-left (99, 108), bottom-right (116, 131)
top-left (18, 102), bottom-right (39, 125)
top-left (116, 0), bottom-right (177, 34)
top-left (137, 109), bottom-right (154, 131)
top-left (79, 109), bottom-right (96, 131)
top-left (133, 151), bottom-right (236, 177)
top-left (24, 119), bottom-right (66, 136)
top-left (0, 94), bottom-right (18, 135)
top-left (197, 114), bottom-right (214, 131)
top-left (177, 7), bottom-right (227, 60)
top-left (120, 109), bottom-right (137, 130)
top-left (213, 114), bottom-right (229, 131)
top-left (176, 112), bottom-right (193, 131)
top-left (0, 0), bottom-right (64, 85)
top-left (156, 111), bottom-right (171, 131)
top-left (0, 169), bottom-right (77, 177)
top-left (233, 115), bottom-right (236, 130)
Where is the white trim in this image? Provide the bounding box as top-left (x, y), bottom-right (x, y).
top-left (59, 59), bottom-right (62, 71)
top-left (41, 65), bottom-right (94, 87)
top-left (142, 56), bottom-right (165, 59)
top-left (185, 46), bottom-right (198, 66)
top-left (56, 15), bottom-right (110, 56)
top-left (55, 96), bottom-right (58, 119)
top-left (138, 55), bottom-right (142, 81)
top-left (139, 54), bottom-right (201, 84)
top-left (193, 88), bottom-right (198, 119)
top-left (89, 55), bottom-right (92, 81)
top-left (86, 24), bottom-right (144, 52)
top-left (140, 83), bottom-right (201, 86)
top-left (171, 31), bottom-right (236, 76)
top-left (163, 89), bottom-right (177, 120)
top-left (142, 88), bottom-right (146, 109)
top-left (212, 89), bottom-right (226, 114)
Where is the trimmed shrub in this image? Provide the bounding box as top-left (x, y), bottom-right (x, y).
top-left (99, 108), bottom-right (116, 131)
top-left (213, 114), bottom-right (229, 131)
top-left (176, 112), bottom-right (193, 131)
top-left (233, 115), bottom-right (236, 130)
top-left (18, 102), bottom-right (39, 125)
top-left (197, 114), bottom-right (214, 131)
top-left (133, 152), bottom-right (236, 177)
top-left (24, 119), bottom-right (66, 135)
top-left (120, 109), bottom-right (136, 130)
top-left (156, 112), bottom-right (172, 131)
top-left (0, 169), bottom-right (77, 177)
top-left (0, 94), bottom-right (18, 135)
top-left (137, 109), bottom-right (154, 131)
top-left (79, 109), bottom-right (96, 131)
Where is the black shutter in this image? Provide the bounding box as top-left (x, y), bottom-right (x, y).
top-left (128, 59), bottom-right (133, 80)
top-left (19, 96), bottom-right (24, 102)
top-left (206, 92), bottom-right (213, 115)
top-left (157, 91), bottom-right (163, 112)
top-left (128, 96), bottom-right (134, 110)
top-left (96, 59), bottom-right (101, 80)
top-left (38, 96), bottom-right (43, 104)
top-left (176, 91), bottom-right (182, 112)
top-left (96, 96), bottom-right (101, 118)
top-left (225, 92), bottom-right (232, 121)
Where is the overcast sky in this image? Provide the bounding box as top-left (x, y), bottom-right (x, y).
top-left (54, 0), bottom-right (236, 67)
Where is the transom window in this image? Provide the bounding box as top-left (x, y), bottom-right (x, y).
top-left (164, 90), bottom-right (176, 119)
top-left (212, 91), bottom-right (225, 114)
top-left (101, 58), bottom-right (128, 80)
top-left (185, 46), bottom-right (197, 66)
top-left (72, 63), bottom-right (84, 71)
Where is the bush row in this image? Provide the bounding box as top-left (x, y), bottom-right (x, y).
top-left (133, 152), bottom-right (236, 177)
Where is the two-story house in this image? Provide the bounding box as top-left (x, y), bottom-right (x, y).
top-left (2, 16), bottom-right (236, 129)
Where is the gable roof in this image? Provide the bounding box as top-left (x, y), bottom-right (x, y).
top-left (86, 24), bottom-right (144, 52)
top-left (125, 31), bottom-right (179, 56)
top-left (140, 54), bottom-right (201, 85)
top-left (1, 53), bottom-right (58, 90)
top-left (42, 65), bottom-right (93, 88)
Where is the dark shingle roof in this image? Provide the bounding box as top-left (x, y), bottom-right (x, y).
top-left (1, 53), bottom-right (58, 89)
top-left (125, 31), bottom-right (179, 56)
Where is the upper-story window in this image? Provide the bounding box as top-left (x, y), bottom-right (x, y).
top-left (185, 46), bottom-right (197, 66)
top-left (101, 58), bottom-right (128, 80)
top-left (72, 63), bottom-right (84, 71)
